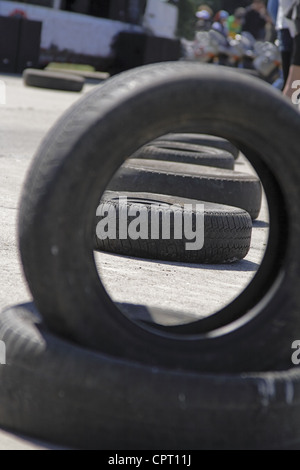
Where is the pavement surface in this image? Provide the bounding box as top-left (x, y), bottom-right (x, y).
top-left (0, 72), bottom-right (269, 449)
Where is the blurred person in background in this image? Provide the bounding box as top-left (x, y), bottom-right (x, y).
top-left (242, 0), bottom-right (272, 39)
top-left (227, 7), bottom-right (246, 38)
top-left (195, 8), bottom-right (213, 31)
top-left (282, 0), bottom-right (300, 102)
top-left (212, 10), bottom-right (230, 37)
top-left (268, 0), bottom-right (296, 86)
top-left (196, 4), bottom-right (214, 17)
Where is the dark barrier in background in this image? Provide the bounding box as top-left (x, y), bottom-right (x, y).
top-left (110, 31), bottom-right (181, 75)
top-left (0, 16), bottom-right (42, 73)
top-left (16, 18), bottom-right (42, 73)
top-left (0, 16), bottom-right (21, 73)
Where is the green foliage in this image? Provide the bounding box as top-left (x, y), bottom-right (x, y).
top-left (176, 0), bottom-right (197, 39)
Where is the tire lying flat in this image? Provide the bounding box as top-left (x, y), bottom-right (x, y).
top-left (108, 159), bottom-right (262, 220)
top-left (95, 191), bottom-right (252, 264)
top-left (131, 141), bottom-right (235, 169)
top-left (23, 68), bottom-right (84, 92)
top-left (18, 62), bottom-right (300, 373)
top-left (1, 303), bottom-right (300, 450)
top-left (155, 133), bottom-right (240, 159)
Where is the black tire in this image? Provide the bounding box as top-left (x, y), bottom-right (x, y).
top-left (95, 191), bottom-right (252, 264)
top-left (18, 62), bottom-right (300, 373)
top-left (1, 303), bottom-right (300, 450)
top-left (23, 68), bottom-right (84, 92)
top-left (108, 159), bottom-right (262, 220)
top-left (155, 133), bottom-right (240, 159)
top-left (132, 142), bottom-right (235, 169)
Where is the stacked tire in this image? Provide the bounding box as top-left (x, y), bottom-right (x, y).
top-left (1, 63), bottom-right (300, 449)
top-left (96, 134), bottom-right (260, 263)
top-left (96, 115), bottom-right (262, 265)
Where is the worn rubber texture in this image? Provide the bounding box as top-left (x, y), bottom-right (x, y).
top-left (23, 68), bottom-right (84, 92)
top-left (132, 141), bottom-right (235, 169)
top-left (1, 303), bottom-right (300, 450)
top-left (108, 159), bottom-right (262, 220)
top-left (18, 62), bottom-right (300, 373)
top-left (95, 191), bottom-right (252, 264)
top-left (156, 133), bottom-right (240, 159)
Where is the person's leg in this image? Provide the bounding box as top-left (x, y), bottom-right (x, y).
top-left (281, 50), bottom-right (292, 83)
top-left (278, 28), bottom-right (293, 86)
top-left (283, 34), bottom-right (300, 102)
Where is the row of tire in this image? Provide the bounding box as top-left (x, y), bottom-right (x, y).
top-left (1, 62), bottom-right (300, 449)
top-left (97, 132), bottom-right (261, 264)
top-left (23, 66), bottom-right (262, 265)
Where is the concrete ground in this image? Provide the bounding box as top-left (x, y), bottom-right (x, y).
top-left (0, 73), bottom-right (269, 449)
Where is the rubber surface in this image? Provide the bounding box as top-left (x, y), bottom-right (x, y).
top-left (18, 62), bottom-right (300, 373)
top-left (155, 133), bottom-right (240, 159)
top-left (95, 191), bottom-right (252, 264)
top-left (108, 159), bottom-right (262, 220)
top-left (1, 303), bottom-right (300, 450)
top-left (132, 141), bottom-right (235, 169)
top-left (23, 68), bottom-right (84, 92)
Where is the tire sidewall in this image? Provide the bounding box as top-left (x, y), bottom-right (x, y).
top-left (18, 63), bottom-right (300, 372)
